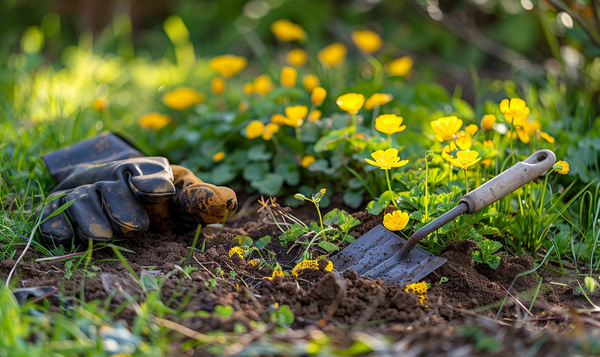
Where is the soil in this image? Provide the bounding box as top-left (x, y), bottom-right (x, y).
top-left (2, 196), bottom-right (600, 356)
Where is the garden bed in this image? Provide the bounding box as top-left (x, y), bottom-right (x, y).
top-left (2, 197), bottom-right (599, 355)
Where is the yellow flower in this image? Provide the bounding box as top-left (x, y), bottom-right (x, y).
top-left (481, 114), bottom-right (496, 130)
top-left (375, 114), bottom-right (406, 135)
top-left (93, 99), bottom-right (108, 112)
top-left (162, 88), bottom-right (205, 110)
top-left (280, 66), bottom-right (297, 88)
top-left (554, 160), bottom-right (569, 175)
top-left (431, 116), bottom-right (463, 142)
top-left (365, 148), bottom-right (409, 170)
top-left (228, 246), bottom-right (246, 259)
top-left (292, 259), bottom-right (333, 277)
top-left (211, 77), bottom-right (226, 95)
top-left (303, 74), bottom-right (320, 93)
top-left (238, 100), bottom-right (249, 112)
top-left (208, 55), bottom-right (247, 78)
top-left (388, 56), bottom-right (413, 76)
top-left (336, 93), bottom-right (365, 115)
top-left (301, 155), bottom-right (316, 168)
top-left (263, 269), bottom-right (285, 281)
top-left (499, 98), bottom-right (530, 124)
top-left (309, 110), bottom-right (322, 121)
top-left (465, 124), bottom-right (478, 135)
top-left (311, 87), bottom-right (327, 107)
top-left (383, 210), bottom-right (409, 231)
top-left (364, 93), bottom-right (393, 110)
top-left (441, 141), bottom-right (458, 161)
top-left (243, 83), bottom-right (254, 95)
top-left (539, 131), bottom-right (555, 144)
top-left (450, 150), bottom-right (481, 169)
top-left (270, 19), bottom-right (304, 42)
top-left (285, 48), bottom-right (308, 67)
top-left (246, 120), bottom-right (265, 139)
top-left (254, 74), bottom-right (274, 96)
top-left (248, 259), bottom-right (260, 266)
top-left (139, 112), bottom-right (171, 129)
top-left (318, 42), bottom-right (347, 68)
top-left (351, 30), bottom-right (383, 53)
top-left (454, 131), bottom-right (472, 150)
top-left (262, 123), bottom-right (280, 141)
top-left (405, 281), bottom-right (428, 294)
top-left (284, 105), bottom-right (308, 127)
top-left (213, 151), bottom-right (226, 162)
top-left (270, 113), bottom-right (287, 125)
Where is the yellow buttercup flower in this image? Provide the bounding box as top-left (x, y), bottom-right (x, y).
top-left (309, 110), bottom-right (322, 121)
top-left (364, 93), bottom-right (393, 110)
top-left (431, 116), bottom-right (463, 142)
top-left (238, 100), bottom-right (249, 112)
top-left (228, 246), bottom-right (246, 259)
top-left (254, 74), bottom-right (274, 96)
top-left (351, 30), bottom-right (383, 53)
top-left (270, 19), bottom-right (304, 42)
top-left (375, 114), bottom-right (405, 135)
top-left (162, 88), bottom-right (205, 110)
top-left (208, 55), bottom-right (247, 78)
top-left (292, 259), bottom-right (333, 277)
top-left (311, 87), bottom-right (327, 106)
top-left (383, 210), bottom-right (409, 231)
top-left (263, 269), bottom-right (285, 281)
top-left (454, 131), bottom-right (473, 150)
top-left (500, 98), bottom-right (530, 124)
top-left (139, 112), bottom-right (171, 129)
top-left (280, 66), bottom-right (297, 88)
top-left (213, 151), bottom-right (226, 162)
top-left (405, 281), bottom-right (428, 304)
top-left (270, 113), bottom-right (287, 125)
top-left (336, 93), bottom-right (365, 114)
top-left (388, 56), bottom-right (413, 76)
top-left (243, 83), bottom-right (254, 95)
top-left (286, 48), bottom-right (308, 67)
top-left (554, 160), bottom-right (569, 175)
top-left (441, 141), bottom-right (458, 161)
top-left (465, 124), bottom-right (478, 135)
top-left (481, 114), bottom-right (496, 130)
top-left (262, 123), bottom-right (279, 141)
top-left (450, 150), bottom-right (481, 169)
top-left (301, 155), bottom-right (316, 168)
top-left (211, 77), bottom-right (226, 95)
top-left (284, 105), bottom-right (308, 127)
top-left (365, 148), bottom-right (409, 170)
top-left (318, 42), bottom-right (347, 68)
top-left (246, 120), bottom-right (265, 139)
top-left (303, 74), bottom-right (320, 93)
top-left (539, 131), bottom-right (555, 144)
top-left (93, 99), bottom-right (108, 112)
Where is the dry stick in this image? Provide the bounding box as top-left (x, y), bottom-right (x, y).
top-left (150, 315), bottom-right (215, 343)
top-left (497, 283), bottom-right (534, 317)
top-left (29, 287), bottom-right (59, 305)
top-left (6, 215), bottom-right (42, 288)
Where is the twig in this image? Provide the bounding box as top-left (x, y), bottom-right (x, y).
top-left (497, 283), bottom-right (534, 317)
top-left (29, 287), bottom-right (59, 305)
top-left (150, 315), bottom-right (215, 343)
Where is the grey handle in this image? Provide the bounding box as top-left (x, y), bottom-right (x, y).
top-left (459, 149), bottom-right (556, 214)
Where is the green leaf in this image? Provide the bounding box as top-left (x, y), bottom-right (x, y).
top-left (214, 305), bottom-right (233, 318)
top-left (275, 163), bottom-right (300, 186)
top-left (40, 199), bottom-right (75, 224)
top-left (366, 199), bottom-right (386, 215)
top-left (310, 221), bottom-right (321, 232)
top-left (343, 190), bottom-right (364, 209)
top-left (347, 178), bottom-right (364, 189)
top-left (210, 164), bottom-right (237, 185)
top-left (243, 162), bottom-right (270, 181)
top-left (140, 270), bottom-right (159, 293)
top-left (294, 193), bottom-right (307, 201)
top-left (318, 241), bottom-right (339, 252)
top-left (255, 235), bottom-right (271, 250)
top-left (275, 305), bottom-right (295, 325)
top-left (247, 143), bottom-right (273, 161)
top-left (232, 235), bottom-right (253, 249)
top-left (251, 173), bottom-right (284, 196)
top-left (323, 209), bottom-right (341, 225)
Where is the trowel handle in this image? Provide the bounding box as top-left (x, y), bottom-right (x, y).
top-left (459, 149), bottom-right (556, 214)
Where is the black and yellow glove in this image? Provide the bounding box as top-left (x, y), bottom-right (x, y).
top-left (40, 133), bottom-right (237, 245)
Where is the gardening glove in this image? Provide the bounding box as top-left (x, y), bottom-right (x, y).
top-left (40, 133), bottom-right (237, 245)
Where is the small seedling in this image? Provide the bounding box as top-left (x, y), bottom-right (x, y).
top-left (472, 240), bottom-right (502, 269)
top-left (440, 277), bottom-right (449, 283)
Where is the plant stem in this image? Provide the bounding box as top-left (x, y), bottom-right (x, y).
top-left (385, 169), bottom-right (398, 208)
top-left (188, 223), bottom-right (203, 260)
top-left (301, 228), bottom-right (338, 259)
top-left (387, 133), bottom-right (392, 148)
top-left (425, 158), bottom-right (429, 221)
top-left (351, 113), bottom-right (357, 128)
top-left (508, 126), bottom-right (515, 164)
top-left (537, 170), bottom-right (553, 233)
top-left (464, 168), bottom-right (469, 193)
top-left (309, 199), bottom-right (324, 231)
top-left (364, 53), bottom-right (383, 87)
top-left (295, 127), bottom-right (301, 141)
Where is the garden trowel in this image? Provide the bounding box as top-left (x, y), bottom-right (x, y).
top-left (332, 149), bottom-right (556, 286)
